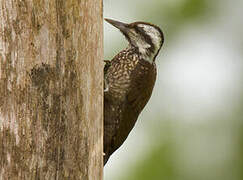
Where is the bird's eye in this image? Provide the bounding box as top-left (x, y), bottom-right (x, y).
top-left (136, 27), bottom-right (144, 34)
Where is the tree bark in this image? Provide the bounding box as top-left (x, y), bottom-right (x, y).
top-left (0, 0), bottom-right (103, 179)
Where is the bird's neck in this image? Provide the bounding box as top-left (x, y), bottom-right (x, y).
top-left (128, 44), bottom-right (155, 64)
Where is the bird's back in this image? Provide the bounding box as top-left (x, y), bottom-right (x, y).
top-left (104, 47), bottom-right (156, 164)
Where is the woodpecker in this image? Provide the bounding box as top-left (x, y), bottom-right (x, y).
top-left (104, 18), bottom-right (164, 165)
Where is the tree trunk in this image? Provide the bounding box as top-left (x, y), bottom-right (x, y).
top-left (0, 0), bottom-right (103, 179)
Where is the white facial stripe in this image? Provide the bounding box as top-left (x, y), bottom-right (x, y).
top-left (133, 24), bottom-right (161, 63)
top-left (126, 24), bottom-right (162, 63)
top-left (137, 24), bottom-right (162, 50)
top-left (128, 29), bottom-right (151, 52)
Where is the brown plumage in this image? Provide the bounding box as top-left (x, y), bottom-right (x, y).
top-left (104, 18), bottom-right (164, 165)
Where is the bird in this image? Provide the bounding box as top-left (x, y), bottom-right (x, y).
top-left (104, 18), bottom-right (164, 165)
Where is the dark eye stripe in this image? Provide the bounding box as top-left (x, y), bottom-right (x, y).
top-left (134, 26), bottom-right (155, 53)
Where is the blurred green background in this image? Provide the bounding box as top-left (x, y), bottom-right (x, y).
top-left (104, 0), bottom-right (243, 179)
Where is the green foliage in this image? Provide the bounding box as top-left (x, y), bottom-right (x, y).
top-left (119, 142), bottom-right (176, 180)
top-left (135, 0), bottom-right (218, 41)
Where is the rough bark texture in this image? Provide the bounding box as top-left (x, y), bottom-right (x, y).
top-left (0, 0), bottom-right (103, 179)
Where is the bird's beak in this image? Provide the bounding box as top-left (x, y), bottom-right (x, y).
top-left (105, 18), bottom-right (129, 34)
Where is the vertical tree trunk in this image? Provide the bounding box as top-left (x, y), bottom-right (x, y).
top-left (0, 0), bottom-right (103, 179)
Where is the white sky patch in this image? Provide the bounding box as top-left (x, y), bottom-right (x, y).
top-left (156, 28), bottom-right (242, 122)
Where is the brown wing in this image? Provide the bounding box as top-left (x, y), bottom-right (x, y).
top-left (111, 61), bottom-right (156, 151)
top-left (104, 97), bottom-right (124, 164)
top-left (104, 60), bottom-right (156, 164)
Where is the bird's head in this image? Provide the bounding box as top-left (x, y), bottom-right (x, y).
top-left (105, 18), bottom-right (164, 63)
